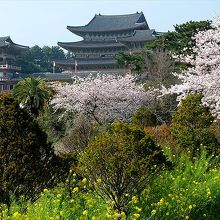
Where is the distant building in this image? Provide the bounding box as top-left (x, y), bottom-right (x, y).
top-left (57, 12), bottom-right (160, 71)
top-left (0, 36), bottom-right (29, 92)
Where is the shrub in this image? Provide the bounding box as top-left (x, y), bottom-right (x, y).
top-left (170, 94), bottom-right (218, 155)
top-left (132, 106), bottom-right (157, 129)
top-left (77, 121), bottom-right (167, 215)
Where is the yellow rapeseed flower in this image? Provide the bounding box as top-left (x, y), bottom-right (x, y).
top-left (82, 210), bottom-right (88, 216)
top-left (82, 178), bottom-right (87, 184)
top-left (132, 196), bottom-right (138, 204)
top-left (106, 213), bottom-right (112, 218)
top-left (97, 178), bottom-right (102, 184)
top-left (135, 206), bottom-right (142, 212)
top-left (13, 211), bottom-right (21, 218)
top-left (133, 213), bottom-right (140, 219)
top-left (151, 210), bottom-right (156, 216)
top-left (57, 194), bottom-right (61, 198)
top-left (73, 187), bottom-right (79, 192)
top-left (113, 212), bottom-right (121, 218)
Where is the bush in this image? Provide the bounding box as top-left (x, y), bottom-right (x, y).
top-left (132, 106), bottom-right (157, 129)
top-left (77, 121), bottom-right (167, 215)
top-left (170, 94), bottom-right (218, 155)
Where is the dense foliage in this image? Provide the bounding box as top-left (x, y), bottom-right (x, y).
top-left (145, 20), bottom-right (212, 56)
top-left (17, 45), bottom-right (66, 73)
top-left (116, 51), bottom-right (146, 73)
top-left (78, 121), bottom-right (167, 215)
top-left (0, 94), bottom-right (68, 204)
top-left (170, 94), bottom-right (218, 155)
top-left (132, 106), bottom-right (157, 129)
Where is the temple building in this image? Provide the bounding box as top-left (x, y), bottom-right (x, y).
top-left (0, 36), bottom-right (29, 91)
top-left (57, 12), bottom-right (160, 71)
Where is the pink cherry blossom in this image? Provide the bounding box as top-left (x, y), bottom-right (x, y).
top-left (51, 75), bottom-right (153, 124)
top-left (164, 17), bottom-right (220, 117)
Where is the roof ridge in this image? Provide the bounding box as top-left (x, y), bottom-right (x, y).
top-left (95, 12), bottom-right (143, 17)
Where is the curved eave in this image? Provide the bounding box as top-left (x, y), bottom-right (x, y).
top-left (0, 43), bottom-right (29, 51)
top-left (67, 22), bottom-right (147, 35)
top-left (120, 36), bottom-right (156, 43)
top-left (58, 41), bottom-right (126, 50)
top-left (56, 59), bottom-right (117, 66)
top-left (11, 44), bottom-right (29, 51)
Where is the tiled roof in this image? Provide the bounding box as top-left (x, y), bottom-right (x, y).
top-left (58, 40), bottom-right (126, 50)
top-left (0, 36), bottom-right (29, 50)
top-left (67, 12), bottom-right (149, 33)
top-left (58, 30), bottom-right (157, 51)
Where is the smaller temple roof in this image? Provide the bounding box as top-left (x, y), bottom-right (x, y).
top-left (58, 40), bottom-right (126, 50)
top-left (0, 36), bottom-right (29, 51)
top-left (67, 12), bottom-right (149, 34)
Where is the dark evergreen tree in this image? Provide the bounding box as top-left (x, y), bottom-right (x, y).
top-left (0, 94), bottom-right (69, 204)
top-left (145, 20), bottom-right (212, 56)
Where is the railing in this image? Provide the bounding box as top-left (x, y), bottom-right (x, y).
top-left (0, 64), bottom-right (21, 71)
top-left (0, 77), bottom-right (9, 81)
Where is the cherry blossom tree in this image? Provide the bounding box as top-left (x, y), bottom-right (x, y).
top-left (51, 75), bottom-right (153, 124)
top-left (164, 17), bottom-right (220, 117)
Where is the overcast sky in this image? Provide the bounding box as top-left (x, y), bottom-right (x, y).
top-left (1, 0), bottom-right (220, 48)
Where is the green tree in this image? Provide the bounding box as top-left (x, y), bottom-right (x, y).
top-left (116, 51), bottom-right (146, 74)
top-left (78, 121), bottom-right (167, 215)
top-left (145, 20), bottom-right (212, 56)
top-left (0, 94), bottom-right (68, 204)
top-left (11, 77), bottom-right (53, 117)
top-left (17, 45), bottom-right (66, 73)
top-left (171, 94), bottom-right (218, 155)
top-left (42, 46), bottom-right (65, 72)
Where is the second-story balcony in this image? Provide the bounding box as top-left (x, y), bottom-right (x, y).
top-left (0, 64), bottom-right (21, 71)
